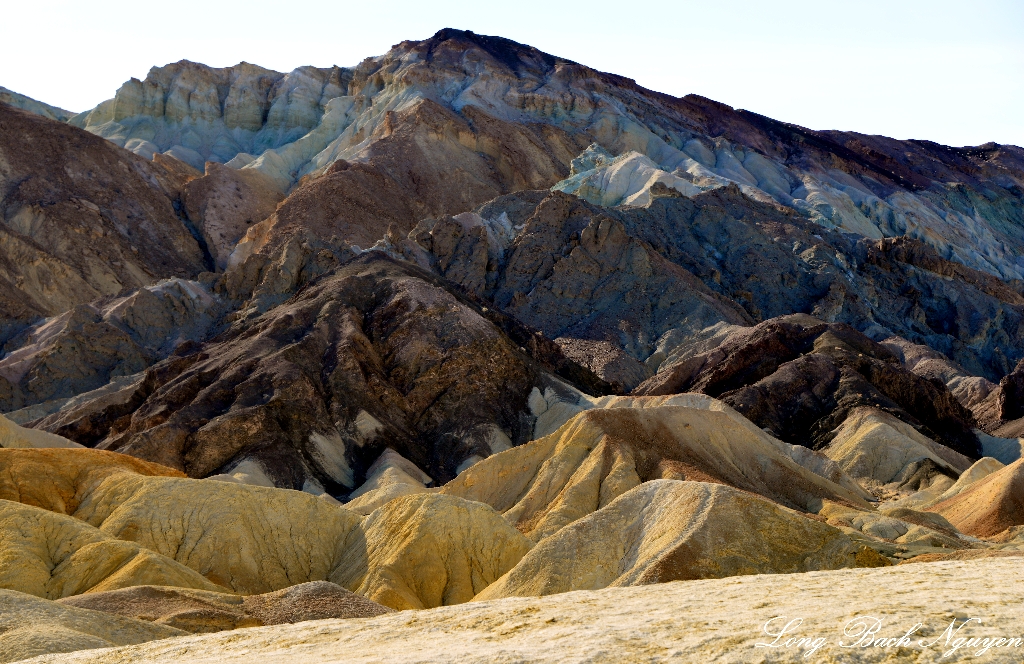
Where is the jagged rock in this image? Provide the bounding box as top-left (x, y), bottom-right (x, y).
top-left (929, 459), bottom-right (1024, 537)
top-left (635, 315), bottom-right (982, 458)
top-left (443, 400), bottom-right (869, 544)
top-left (419, 185), bottom-right (1024, 385)
top-left (228, 94), bottom-right (584, 261)
top-left (57, 582), bottom-right (393, 634)
top-left (44, 254), bottom-right (599, 491)
top-left (974, 358), bottom-right (1024, 437)
top-left (331, 493), bottom-right (533, 610)
top-left (553, 149), bottom-right (707, 206)
top-left (71, 62), bottom-right (352, 168)
top-left (405, 190), bottom-right (753, 389)
top-left (0, 588), bottom-right (183, 663)
top-left (0, 103), bottom-right (207, 341)
top-left (0, 279), bottom-right (223, 414)
top-left (24, 372), bottom-right (156, 448)
top-left (475, 480), bottom-right (865, 600)
top-left (68, 29), bottom-right (1024, 298)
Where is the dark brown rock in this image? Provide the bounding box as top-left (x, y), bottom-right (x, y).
top-left (45, 253), bottom-right (599, 491)
top-left (0, 280), bottom-right (225, 415)
top-left (0, 102), bottom-right (208, 341)
top-left (634, 315), bottom-right (981, 458)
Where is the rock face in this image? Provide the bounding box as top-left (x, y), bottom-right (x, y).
top-left (0, 279), bottom-right (224, 415)
top-left (57, 582), bottom-right (393, 634)
top-left (0, 588), bottom-right (182, 664)
top-left (0, 103), bottom-right (207, 342)
top-left (40, 253), bottom-right (598, 491)
top-left (396, 190), bottom-right (753, 392)
top-left (181, 163), bottom-right (284, 270)
top-left (476, 480), bottom-right (862, 599)
top-left (70, 30), bottom-right (1024, 292)
top-left (398, 185), bottom-right (1024, 387)
top-left (634, 314), bottom-right (981, 458)
top-left (929, 459), bottom-right (1024, 537)
top-left (24, 558), bottom-right (1024, 664)
top-left (973, 358), bottom-right (1024, 437)
top-left (71, 61), bottom-right (353, 169)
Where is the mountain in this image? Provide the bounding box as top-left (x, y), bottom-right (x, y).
top-left (67, 30), bottom-right (1024, 282)
top-left (1, 28), bottom-right (1024, 662)
top-left (0, 103), bottom-right (208, 343)
top-left (0, 86), bottom-right (74, 122)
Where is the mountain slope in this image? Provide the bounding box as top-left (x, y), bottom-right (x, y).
top-left (0, 103), bottom-right (209, 342)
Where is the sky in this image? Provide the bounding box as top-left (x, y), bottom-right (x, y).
top-left (2, 0), bottom-right (1022, 147)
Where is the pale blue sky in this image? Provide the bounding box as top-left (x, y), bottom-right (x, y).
top-left (4, 0), bottom-right (1022, 147)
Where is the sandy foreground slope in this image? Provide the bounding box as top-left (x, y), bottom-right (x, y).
top-left (22, 557), bottom-right (1024, 664)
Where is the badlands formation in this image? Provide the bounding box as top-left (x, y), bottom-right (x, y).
top-left (0, 27), bottom-right (1023, 662)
